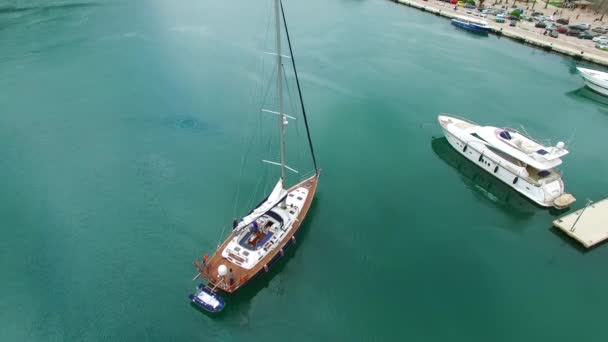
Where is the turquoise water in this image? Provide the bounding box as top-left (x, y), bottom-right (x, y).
top-left (2, 0), bottom-right (608, 340)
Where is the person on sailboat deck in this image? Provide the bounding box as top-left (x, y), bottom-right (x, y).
top-left (250, 221), bottom-right (259, 234)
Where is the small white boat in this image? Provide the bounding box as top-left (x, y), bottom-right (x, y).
top-left (577, 67), bottom-right (608, 96)
top-left (438, 115), bottom-right (576, 209)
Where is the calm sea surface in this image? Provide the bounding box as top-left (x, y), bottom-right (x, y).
top-left (2, 0), bottom-right (608, 341)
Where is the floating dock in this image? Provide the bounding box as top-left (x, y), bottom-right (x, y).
top-left (553, 198), bottom-right (608, 248)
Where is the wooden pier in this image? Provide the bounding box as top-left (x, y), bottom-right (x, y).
top-left (553, 198), bottom-right (608, 248)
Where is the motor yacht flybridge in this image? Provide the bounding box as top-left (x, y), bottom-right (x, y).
top-left (438, 114), bottom-right (575, 209)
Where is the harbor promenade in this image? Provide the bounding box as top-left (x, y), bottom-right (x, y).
top-left (392, 0), bottom-right (608, 66)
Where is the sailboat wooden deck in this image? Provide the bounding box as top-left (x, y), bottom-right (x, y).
top-left (200, 176), bottom-right (317, 293)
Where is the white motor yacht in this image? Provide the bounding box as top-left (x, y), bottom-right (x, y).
top-left (438, 114), bottom-right (575, 209)
top-left (577, 67), bottom-right (608, 96)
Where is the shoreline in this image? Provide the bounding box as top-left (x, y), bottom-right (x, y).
top-left (391, 0), bottom-right (608, 67)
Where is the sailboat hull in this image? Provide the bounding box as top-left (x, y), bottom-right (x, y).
top-left (200, 174), bottom-right (319, 293)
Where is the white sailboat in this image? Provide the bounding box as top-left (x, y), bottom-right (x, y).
top-left (577, 67), bottom-right (608, 96)
top-left (438, 114), bottom-right (575, 209)
top-left (190, 0), bottom-right (320, 312)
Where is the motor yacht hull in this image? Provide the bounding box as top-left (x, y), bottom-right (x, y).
top-left (578, 67), bottom-right (608, 97)
top-left (438, 115), bottom-right (573, 208)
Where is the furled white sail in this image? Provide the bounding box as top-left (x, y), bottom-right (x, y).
top-left (235, 178), bottom-right (286, 231)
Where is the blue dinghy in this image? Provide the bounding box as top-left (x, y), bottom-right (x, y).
top-left (188, 284), bottom-right (225, 313)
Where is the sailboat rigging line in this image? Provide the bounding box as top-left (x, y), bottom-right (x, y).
top-left (282, 64), bottom-right (296, 116)
top-left (264, 51), bottom-right (291, 59)
top-left (262, 160), bottom-right (299, 173)
top-left (224, 65), bottom-right (276, 247)
top-left (261, 109), bottom-right (296, 120)
top-left (280, 0), bottom-right (318, 175)
top-left (282, 62), bottom-right (305, 179)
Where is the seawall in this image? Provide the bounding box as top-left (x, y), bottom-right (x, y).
top-left (391, 0), bottom-right (608, 66)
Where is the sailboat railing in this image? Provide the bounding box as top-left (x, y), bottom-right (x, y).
top-left (299, 169), bottom-right (317, 180)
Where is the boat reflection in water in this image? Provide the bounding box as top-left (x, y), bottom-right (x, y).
top-left (432, 137), bottom-right (537, 220)
top-left (568, 86), bottom-right (608, 106)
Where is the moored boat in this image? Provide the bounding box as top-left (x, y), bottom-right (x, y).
top-left (577, 67), bottom-right (608, 96)
top-left (451, 15), bottom-right (490, 33)
top-left (188, 284), bottom-right (226, 313)
top-left (189, 0), bottom-right (320, 313)
top-left (438, 114), bottom-right (575, 209)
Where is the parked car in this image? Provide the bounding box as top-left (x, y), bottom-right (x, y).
top-left (557, 26), bottom-right (568, 34)
top-left (535, 21), bottom-right (546, 28)
top-left (579, 24), bottom-right (591, 30)
top-left (566, 29), bottom-right (582, 36)
top-left (549, 29), bottom-right (559, 38)
top-left (593, 35), bottom-right (608, 43)
top-left (596, 43), bottom-right (608, 50)
top-left (531, 11), bottom-right (543, 17)
top-left (547, 23), bottom-right (558, 30)
top-left (464, 3), bottom-right (475, 9)
top-left (592, 27), bottom-right (607, 34)
top-left (579, 31), bottom-right (594, 39)
top-left (556, 18), bottom-right (569, 25)
top-left (457, 1), bottom-right (465, 6)
top-left (570, 24), bottom-right (589, 31)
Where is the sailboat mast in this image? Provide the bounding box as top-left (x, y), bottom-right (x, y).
top-left (275, 0), bottom-right (286, 184)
